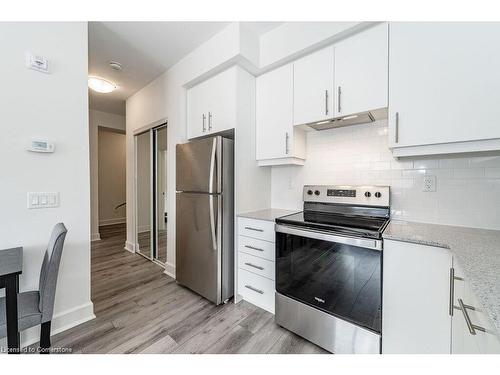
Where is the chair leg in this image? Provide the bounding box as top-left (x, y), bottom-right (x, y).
top-left (40, 321), bottom-right (51, 354)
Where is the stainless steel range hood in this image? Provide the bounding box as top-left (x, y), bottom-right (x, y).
top-left (307, 107), bottom-right (388, 131)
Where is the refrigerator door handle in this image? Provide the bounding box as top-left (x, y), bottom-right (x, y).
top-left (209, 195), bottom-right (217, 251)
top-left (208, 138), bottom-right (217, 194)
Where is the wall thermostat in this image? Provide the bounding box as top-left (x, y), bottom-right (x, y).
top-left (26, 52), bottom-right (50, 74)
top-left (27, 139), bottom-right (55, 153)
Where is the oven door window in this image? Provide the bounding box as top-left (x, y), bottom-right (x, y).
top-left (276, 231), bottom-right (381, 333)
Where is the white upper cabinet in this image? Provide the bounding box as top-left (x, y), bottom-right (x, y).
top-left (293, 46), bottom-right (334, 126)
top-left (256, 64), bottom-right (306, 166)
top-left (187, 67), bottom-right (237, 139)
top-left (389, 23), bottom-right (500, 156)
top-left (334, 23), bottom-right (388, 117)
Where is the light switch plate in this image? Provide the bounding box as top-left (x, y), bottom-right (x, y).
top-left (423, 175), bottom-right (437, 192)
top-left (28, 192), bottom-right (59, 209)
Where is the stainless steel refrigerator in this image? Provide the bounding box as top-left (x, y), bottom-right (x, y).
top-left (175, 136), bottom-right (234, 305)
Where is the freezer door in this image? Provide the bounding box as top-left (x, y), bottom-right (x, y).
top-left (176, 192), bottom-right (222, 304)
top-left (176, 136), bottom-right (221, 193)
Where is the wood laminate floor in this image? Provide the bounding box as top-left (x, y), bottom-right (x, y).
top-left (137, 228), bottom-right (167, 264)
top-left (47, 224), bottom-right (327, 354)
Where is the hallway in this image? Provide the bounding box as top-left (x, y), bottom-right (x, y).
top-left (47, 224), bottom-right (326, 353)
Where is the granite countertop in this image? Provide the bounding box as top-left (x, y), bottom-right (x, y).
top-left (237, 208), bottom-right (299, 222)
top-left (383, 220), bottom-right (500, 335)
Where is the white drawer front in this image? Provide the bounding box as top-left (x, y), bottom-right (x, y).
top-left (238, 252), bottom-right (275, 281)
top-left (238, 235), bottom-right (275, 261)
top-left (238, 269), bottom-right (275, 314)
top-left (238, 217), bottom-right (275, 242)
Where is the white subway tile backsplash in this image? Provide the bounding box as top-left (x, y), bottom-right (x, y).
top-left (413, 159), bottom-right (440, 169)
top-left (390, 160), bottom-right (414, 170)
top-left (453, 168), bottom-right (485, 179)
top-left (438, 157), bottom-right (470, 169)
top-left (271, 120), bottom-right (500, 229)
top-left (485, 168), bottom-right (500, 178)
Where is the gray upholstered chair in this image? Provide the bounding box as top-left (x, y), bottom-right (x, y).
top-left (0, 223), bottom-right (67, 353)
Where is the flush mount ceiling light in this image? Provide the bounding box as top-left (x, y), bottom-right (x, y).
top-left (109, 61), bottom-right (123, 71)
top-left (88, 77), bottom-right (116, 93)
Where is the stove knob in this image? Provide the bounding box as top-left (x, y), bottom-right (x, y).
top-left (307, 189), bottom-right (313, 195)
top-left (314, 190), bottom-right (320, 196)
top-left (364, 191), bottom-right (371, 198)
top-left (375, 192), bottom-right (382, 198)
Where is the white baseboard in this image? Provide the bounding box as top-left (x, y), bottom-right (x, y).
top-left (91, 232), bottom-right (101, 241)
top-left (138, 225), bottom-right (150, 233)
top-left (0, 301), bottom-right (95, 350)
top-left (99, 217), bottom-right (126, 226)
top-left (163, 262), bottom-right (176, 278)
top-left (124, 240), bottom-right (136, 253)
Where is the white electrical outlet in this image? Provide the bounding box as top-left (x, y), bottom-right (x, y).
top-left (423, 175), bottom-right (437, 192)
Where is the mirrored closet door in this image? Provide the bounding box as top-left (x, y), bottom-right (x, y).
top-left (134, 123), bottom-right (168, 266)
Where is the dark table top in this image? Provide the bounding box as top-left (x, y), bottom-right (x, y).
top-left (0, 247), bottom-right (23, 277)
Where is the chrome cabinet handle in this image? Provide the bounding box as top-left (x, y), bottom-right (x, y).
top-left (245, 285), bottom-right (264, 294)
top-left (244, 262), bottom-right (264, 271)
top-left (337, 86), bottom-right (341, 114)
top-left (449, 268), bottom-right (465, 316)
top-left (285, 132), bottom-right (290, 155)
top-left (244, 226), bottom-right (264, 232)
top-left (325, 90), bottom-right (329, 115)
top-left (202, 114), bottom-right (206, 132)
top-left (208, 111), bottom-right (212, 131)
top-left (244, 245), bottom-right (264, 252)
top-left (395, 112), bottom-right (399, 143)
top-left (456, 298), bottom-right (486, 335)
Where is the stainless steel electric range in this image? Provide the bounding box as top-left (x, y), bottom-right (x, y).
top-left (274, 185), bottom-right (390, 354)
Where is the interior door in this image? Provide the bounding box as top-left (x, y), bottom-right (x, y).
top-left (135, 131), bottom-right (153, 259)
top-left (293, 46), bottom-right (334, 125)
top-left (334, 23), bottom-right (388, 117)
top-left (256, 63), bottom-right (294, 160)
top-left (154, 126), bottom-right (168, 264)
top-left (176, 192), bottom-right (220, 303)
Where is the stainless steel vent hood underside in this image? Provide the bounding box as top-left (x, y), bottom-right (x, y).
top-left (306, 107), bottom-right (388, 131)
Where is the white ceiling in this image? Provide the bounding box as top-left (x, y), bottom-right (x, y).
top-left (88, 22), bottom-right (283, 115)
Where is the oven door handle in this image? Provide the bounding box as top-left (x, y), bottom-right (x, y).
top-left (275, 224), bottom-right (382, 251)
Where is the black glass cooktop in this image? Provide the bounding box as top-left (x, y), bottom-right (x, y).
top-left (276, 211), bottom-right (389, 239)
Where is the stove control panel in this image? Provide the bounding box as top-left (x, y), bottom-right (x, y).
top-left (327, 189), bottom-right (356, 197)
top-left (303, 185), bottom-right (390, 207)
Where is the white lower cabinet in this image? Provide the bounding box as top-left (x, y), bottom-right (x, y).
top-left (238, 269), bottom-right (275, 313)
top-left (452, 264), bottom-right (500, 354)
top-left (382, 240), bottom-right (452, 354)
top-left (236, 217), bottom-right (275, 313)
top-left (383, 239), bottom-right (500, 354)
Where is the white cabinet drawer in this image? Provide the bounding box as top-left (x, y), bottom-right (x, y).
top-left (238, 235), bottom-right (275, 261)
top-left (238, 269), bottom-right (275, 314)
top-left (237, 217), bottom-right (275, 242)
top-left (238, 252), bottom-right (275, 281)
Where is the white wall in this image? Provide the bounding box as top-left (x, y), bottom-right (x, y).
top-left (271, 121), bottom-right (500, 230)
top-left (98, 128), bottom-right (126, 225)
top-left (0, 22), bottom-right (94, 346)
top-left (126, 23), bottom-right (274, 276)
top-left (89, 109), bottom-right (126, 239)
